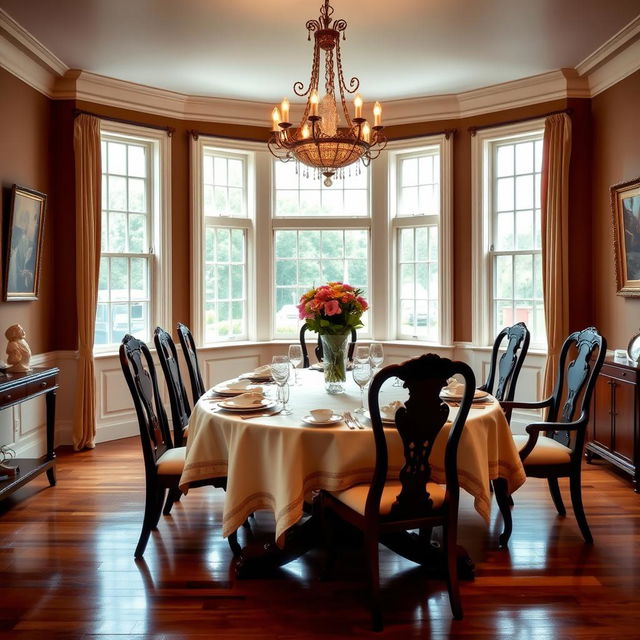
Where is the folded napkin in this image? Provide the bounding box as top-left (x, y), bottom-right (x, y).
top-left (224, 379), bottom-right (252, 391)
top-left (381, 400), bottom-right (404, 420)
top-left (225, 391), bottom-right (265, 408)
top-left (444, 377), bottom-right (465, 395)
top-left (253, 365), bottom-right (272, 375)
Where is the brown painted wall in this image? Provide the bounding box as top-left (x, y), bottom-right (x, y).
top-left (4, 64), bottom-right (631, 354)
top-left (591, 69), bottom-right (640, 351)
top-left (0, 68), bottom-right (55, 355)
top-left (386, 97), bottom-right (592, 342)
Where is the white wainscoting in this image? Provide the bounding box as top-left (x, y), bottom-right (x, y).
top-left (29, 341), bottom-right (547, 448)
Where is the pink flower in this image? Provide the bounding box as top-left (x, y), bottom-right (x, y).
top-left (323, 300), bottom-right (341, 316)
top-left (356, 296), bottom-right (368, 311)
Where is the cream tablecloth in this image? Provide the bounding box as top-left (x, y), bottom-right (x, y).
top-left (179, 369), bottom-right (525, 546)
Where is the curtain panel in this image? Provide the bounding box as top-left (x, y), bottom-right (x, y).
top-left (73, 114), bottom-right (102, 450)
top-left (541, 113), bottom-right (571, 398)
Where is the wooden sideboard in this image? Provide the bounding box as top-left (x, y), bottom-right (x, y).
top-left (0, 367), bottom-right (59, 500)
top-left (586, 357), bottom-right (639, 492)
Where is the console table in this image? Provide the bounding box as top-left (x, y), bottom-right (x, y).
top-left (586, 357), bottom-right (639, 492)
top-left (0, 367), bottom-right (59, 500)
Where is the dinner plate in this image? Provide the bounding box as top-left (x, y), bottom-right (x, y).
top-left (363, 410), bottom-right (395, 425)
top-left (439, 388), bottom-right (490, 402)
top-left (239, 373), bottom-right (273, 382)
top-left (217, 398), bottom-right (276, 412)
top-left (302, 413), bottom-right (343, 426)
top-left (212, 381), bottom-right (261, 396)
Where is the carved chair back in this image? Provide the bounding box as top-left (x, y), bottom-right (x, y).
top-left (545, 327), bottom-right (606, 453)
top-left (176, 322), bottom-right (206, 405)
top-left (481, 322), bottom-right (530, 402)
top-left (366, 354), bottom-right (475, 521)
top-left (120, 334), bottom-right (174, 475)
top-left (154, 326), bottom-right (191, 447)
top-left (299, 325), bottom-right (357, 368)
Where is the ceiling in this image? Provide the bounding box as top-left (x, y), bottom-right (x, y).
top-left (1, 0), bottom-right (639, 103)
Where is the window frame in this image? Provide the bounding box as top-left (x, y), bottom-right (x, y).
top-left (270, 160), bottom-right (372, 340)
top-left (472, 119), bottom-right (546, 350)
top-left (386, 134), bottom-right (453, 345)
top-left (95, 121), bottom-right (171, 354)
top-left (191, 136), bottom-right (260, 344)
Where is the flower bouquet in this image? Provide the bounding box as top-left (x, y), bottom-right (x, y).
top-left (297, 282), bottom-right (368, 393)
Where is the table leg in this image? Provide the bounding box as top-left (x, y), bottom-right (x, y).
top-left (45, 389), bottom-right (57, 486)
top-left (379, 531), bottom-right (476, 580)
top-left (492, 477), bottom-right (512, 547)
top-left (234, 514), bottom-right (318, 578)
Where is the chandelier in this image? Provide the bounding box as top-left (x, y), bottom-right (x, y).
top-left (268, 0), bottom-right (386, 187)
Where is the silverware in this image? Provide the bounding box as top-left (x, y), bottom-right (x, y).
top-left (344, 411), bottom-right (365, 430)
top-left (239, 408), bottom-right (284, 420)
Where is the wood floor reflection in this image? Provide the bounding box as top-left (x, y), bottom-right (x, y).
top-left (0, 437), bottom-right (638, 639)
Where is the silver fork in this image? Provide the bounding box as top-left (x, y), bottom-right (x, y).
top-left (344, 411), bottom-right (365, 429)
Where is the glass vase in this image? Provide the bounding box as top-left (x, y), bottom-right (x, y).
top-left (320, 333), bottom-right (350, 394)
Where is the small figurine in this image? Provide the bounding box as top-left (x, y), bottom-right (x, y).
top-left (5, 324), bottom-right (31, 372)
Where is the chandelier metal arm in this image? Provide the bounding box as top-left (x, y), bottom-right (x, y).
top-left (269, 0), bottom-right (385, 186)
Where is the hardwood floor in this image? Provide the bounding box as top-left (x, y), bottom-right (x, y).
top-left (0, 437), bottom-right (638, 639)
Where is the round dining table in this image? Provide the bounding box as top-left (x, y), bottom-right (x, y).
top-left (179, 368), bottom-right (526, 558)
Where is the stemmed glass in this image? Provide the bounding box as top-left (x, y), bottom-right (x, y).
top-left (353, 345), bottom-right (370, 364)
top-left (271, 355), bottom-right (292, 415)
top-left (369, 342), bottom-right (384, 372)
top-left (288, 344), bottom-right (303, 385)
top-left (352, 358), bottom-right (372, 414)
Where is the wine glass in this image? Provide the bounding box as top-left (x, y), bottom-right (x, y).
top-left (369, 342), bottom-right (384, 372)
top-left (271, 355), bottom-right (292, 415)
top-left (353, 345), bottom-right (370, 364)
top-left (288, 344), bottom-right (303, 385)
top-left (352, 359), bottom-right (372, 414)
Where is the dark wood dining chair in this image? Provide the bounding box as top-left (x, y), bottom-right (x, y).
top-left (479, 322), bottom-right (530, 403)
top-left (500, 326), bottom-right (606, 544)
top-left (177, 322), bottom-right (206, 406)
top-left (321, 353), bottom-right (475, 630)
top-left (154, 326), bottom-right (191, 447)
top-left (120, 334), bottom-right (239, 558)
top-left (299, 325), bottom-right (357, 368)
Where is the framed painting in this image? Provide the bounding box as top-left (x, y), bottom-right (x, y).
top-left (612, 176), bottom-right (640, 297)
top-left (3, 185), bottom-right (47, 301)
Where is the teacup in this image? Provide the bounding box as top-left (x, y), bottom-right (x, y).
top-left (310, 408), bottom-right (333, 422)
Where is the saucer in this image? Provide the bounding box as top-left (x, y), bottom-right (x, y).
top-left (212, 381), bottom-right (260, 396)
top-left (302, 413), bottom-right (343, 426)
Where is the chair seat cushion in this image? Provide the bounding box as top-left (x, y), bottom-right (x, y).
top-left (513, 434), bottom-right (572, 465)
top-left (157, 446), bottom-right (186, 475)
top-left (329, 481), bottom-right (446, 516)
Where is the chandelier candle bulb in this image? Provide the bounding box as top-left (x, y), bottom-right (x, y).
top-left (354, 93), bottom-right (363, 119)
top-left (362, 122), bottom-right (371, 143)
top-left (373, 101), bottom-right (382, 127)
top-left (272, 107), bottom-right (281, 132)
top-left (280, 98), bottom-right (290, 124)
top-left (310, 90), bottom-right (319, 116)
top-left (301, 123), bottom-right (310, 139)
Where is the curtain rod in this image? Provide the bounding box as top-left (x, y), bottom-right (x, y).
top-left (73, 109), bottom-right (176, 137)
top-left (467, 108), bottom-right (572, 136)
top-left (189, 129), bottom-right (268, 143)
top-left (386, 128), bottom-right (456, 142)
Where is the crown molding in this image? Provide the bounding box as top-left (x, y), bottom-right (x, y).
top-left (1, 8), bottom-right (638, 125)
top-left (585, 36), bottom-right (640, 97)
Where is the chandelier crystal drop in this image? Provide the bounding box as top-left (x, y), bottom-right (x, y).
top-left (268, 0), bottom-right (386, 187)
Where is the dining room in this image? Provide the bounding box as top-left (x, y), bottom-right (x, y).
top-left (0, 0), bottom-right (640, 637)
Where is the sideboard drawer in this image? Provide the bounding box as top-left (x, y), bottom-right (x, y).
top-left (27, 376), bottom-right (57, 396)
top-left (0, 385), bottom-right (28, 406)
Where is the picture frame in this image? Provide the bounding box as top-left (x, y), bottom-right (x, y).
top-left (611, 176), bottom-right (640, 297)
top-left (3, 185), bottom-right (47, 302)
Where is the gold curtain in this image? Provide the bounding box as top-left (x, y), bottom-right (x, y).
top-left (541, 113), bottom-right (571, 398)
top-left (72, 114), bottom-right (101, 450)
